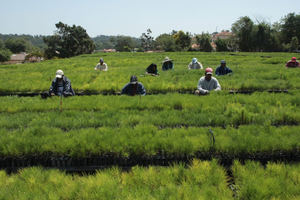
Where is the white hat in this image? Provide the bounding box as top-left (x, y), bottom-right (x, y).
top-left (56, 69), bottom-right (64, 78)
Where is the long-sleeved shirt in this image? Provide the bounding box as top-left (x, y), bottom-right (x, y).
top-left (95, 62), bottom-right (108, 71)
top-left (188, 62), bottom-right (203, 69)
top-left (215, 66), bottom-right (232, 76)
top-left (49, 76), bottom-right (75, 96)
top-left (121, 82), bottom-right (146, 96)
top-left (162, 61), bottom-right (174, 71)
top-left (286, 60), bottom-right (300, 68)
top-left (197, 76), bottom-right (221, 94)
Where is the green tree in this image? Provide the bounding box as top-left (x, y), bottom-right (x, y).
top-left (5, 38), bottom-right (27, 53)
top-left (215, 38), bottom-right (229, 51)
top-left (43, 22), bottom-right (95, 58)
top-left (173, 30), bottom-right (191, 51)
top-left (290, 36), bottom-right (299, 52)
top-left (232, 16), bottom-right (254, 51)
top-left (140, 29), bottom-right (154, 51)
top-left (155, 34), bottom-right (177, 52)
top-left (195, 33), bottom-right (212, 52)
top-left (280, 13), bottom-right (300, 44)
top-left (0, 48), bottom-right (12, 62)
top-left (115, 36), bottom-right (135, 52)
top-left (0, 39), bottom-right (4, 49)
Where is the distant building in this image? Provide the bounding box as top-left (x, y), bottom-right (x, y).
top-left (212, 31), bottom-right (233, 42)
top-left (10, 53), bottom-right (27, 64)
top-left (102, 49), bottom-right (117, 53)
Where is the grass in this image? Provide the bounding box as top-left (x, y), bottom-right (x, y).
top-left (233, 161), bottom-right (300, 199)
top-left (0, 160), bottom-right (232, 200)
top-left (0, 93), bottom-right (299, 157)
top-left (0, 52), bottom-right (300, 93)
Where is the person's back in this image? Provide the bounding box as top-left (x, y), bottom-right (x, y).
top-left (286, 57), bottom-right (300, 68)
top-left (162, 57), bottom-right (174, 71)
top-left (146, 63), bottom-right (159, 75)
top-left (121, 75), bottom-right (146, 96)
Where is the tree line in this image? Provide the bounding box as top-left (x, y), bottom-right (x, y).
top-left (0, 12), bottom-right (299, 61)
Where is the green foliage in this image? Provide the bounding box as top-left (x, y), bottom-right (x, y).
top-left (0, 93), bottom-right (299, 157)
top-left (114, 36), bottom-right (136, 52)
top-left (289, 36), bottom-right (299, 52)
top-left (140, 29), bottom-right (154, 51)
top-left (0, 160), bottom-right (232, 199)
top-left (155, 33), bottom-right (177, 51)
top-left (43, 21), bottom-right (95, 58)
top-left (231, 16), bottom-right (254, 51)
top-left (173, 30), bottom-right (192, 51)
top-left (280, 13), bottom-right (300, 44)
top-left (233, 161), bottom-right (300, 199)
top-left (0, 48), bottom-right (12, 62)
top-left (4, 38), bottom-right (27, 53)
top-left (215, 38), bottom-right (229, 51)
top-left (195, 33), bottom-right (213, 52)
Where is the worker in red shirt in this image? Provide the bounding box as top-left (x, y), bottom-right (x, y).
top-left (286, 57), bottom-right (300, 68)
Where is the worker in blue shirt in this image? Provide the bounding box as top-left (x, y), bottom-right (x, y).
top-left (121, 75), bottom-right (146, 96)
top-left (215, 60), bottom-right (233, 76)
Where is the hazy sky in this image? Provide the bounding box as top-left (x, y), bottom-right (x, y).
top-left (0, 0), bottom-right (299, 37)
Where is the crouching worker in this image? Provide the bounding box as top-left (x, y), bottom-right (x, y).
top-left (195, 68), bottom-right (221, 95)
top-left (41, 70), bottom-right (75, 98)
top-left (286, 57), bottom-right (300, 68)
top-left (121, 75), bottom-right (146, 96)
top-left (95, 58), bottom-right (108, 71)
top-left (146, 63), bottom-right (159, 76)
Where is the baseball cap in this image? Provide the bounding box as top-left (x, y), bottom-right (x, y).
top-left (56, 70), bottom-right (64, 78)
top-left (292, 57), bottom-right (296, 60)
top-left (221, 60), bottom-right (226, 64)
top-left (205, 68), bottom-right (213, 75)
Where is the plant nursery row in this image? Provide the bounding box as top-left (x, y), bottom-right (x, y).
top-left (0, 160), bottom-right (299, 200)
top-left (1, 52), bottom-right (300, 93)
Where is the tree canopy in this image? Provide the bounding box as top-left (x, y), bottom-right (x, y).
top-left (43, 22), bottom-right (95, 58)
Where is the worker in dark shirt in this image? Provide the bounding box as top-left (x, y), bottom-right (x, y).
top-left (215, 60), bottom-right (233, 76)
top-left (146, 63), bottom-right (159, 76)
top-left (41, 70), bottom-right (75, 98)
top-left (162, 57), bottom-right (174, 71)
top-left (121, 75), bottom-right (146, 96)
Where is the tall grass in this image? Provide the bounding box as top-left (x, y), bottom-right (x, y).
top-left (233, 161), bottom-right (300, 199)
top-left (1, 52), bottom-right (300, 93)
top-left (0, 160), bottom-right (232, 200)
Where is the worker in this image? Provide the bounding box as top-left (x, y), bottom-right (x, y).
top-left (215, 60), bottom-right (232, 75)
top-left (121, 75), bottom-right (146, 96)
top-left (188, 58), bottom-right (203, 69)
top-left (162, 57), bottom-right (174, 71)
top-left (49, 69), bottom-right (75, 97)
top-left (195, 68), bottom-right (221, 95)
top-left (95, 58), bottom-right (108, 71)
top-left (286, 57), bottom-right (300, 68)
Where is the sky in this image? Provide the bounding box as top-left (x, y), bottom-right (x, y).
top-left (0, 0), bottom-right (299, 38)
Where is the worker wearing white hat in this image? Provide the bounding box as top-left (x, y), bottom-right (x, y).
top-left (49, 69), bottom-right (75, 97)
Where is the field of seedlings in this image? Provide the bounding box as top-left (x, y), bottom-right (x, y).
top-left (0, 160), bottom-right (299, 199)
top-left (0, 52), bottom-right (300, 198)
top-left (1, 52), bottom-right (300, 94)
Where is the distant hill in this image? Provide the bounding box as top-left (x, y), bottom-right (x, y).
top-left (92, 35), bottom-right (140, 50)
top-left (0, 34), bottom-right (140, 51)
top-left (0, 34), bottom-right (47, 49)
